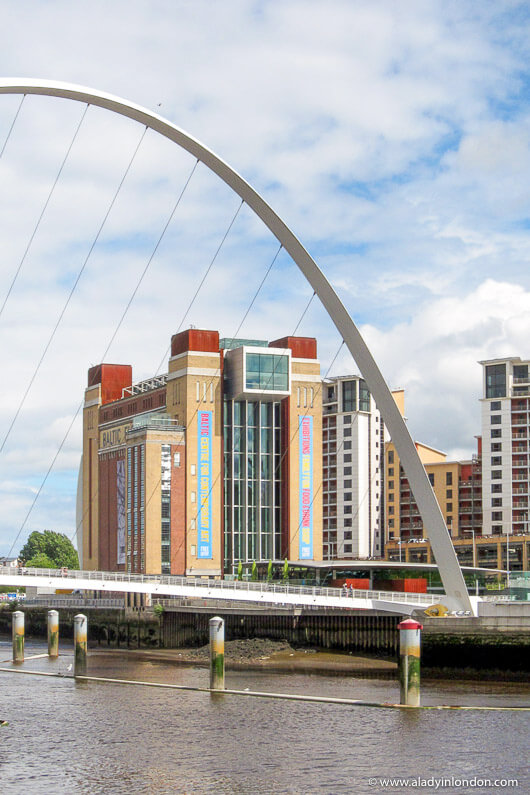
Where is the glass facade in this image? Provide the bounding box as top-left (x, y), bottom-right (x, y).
top-left (485, 364), bottom-right (506, 399)
top-left (223, 398), bottom-right (282, 572)
top-left (245, 352), bottom-right (288, 391)
top-left (359, 379), bottom-right (370, 412)
top-left (342, 380), bottom-right (356, 412)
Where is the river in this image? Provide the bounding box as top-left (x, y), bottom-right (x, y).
top-left (0, 638), bottom-right (528, 794)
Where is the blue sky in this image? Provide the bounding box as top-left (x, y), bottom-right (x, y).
top-left (1, 1), bottom-right (530, 555)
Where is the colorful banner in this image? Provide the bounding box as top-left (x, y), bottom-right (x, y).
top-left (116, 459), bottom-right (126, 565)
top-left (197, 411), bottom-right (213, 559)
top-left (299, 415), bottom-right (313, 560)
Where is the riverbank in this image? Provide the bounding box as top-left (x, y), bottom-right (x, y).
top-left (85, 638), bottom-right (530, 682)
top-left (87, 637), bottom-right (398, 678)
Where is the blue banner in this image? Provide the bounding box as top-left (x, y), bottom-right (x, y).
top-left (197, 411), bottom-right (213, 559)
top-left (299, 415), bottom-right (313, 560)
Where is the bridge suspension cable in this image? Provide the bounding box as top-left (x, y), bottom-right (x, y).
top-left (0, 103), bottom-right (89, 324)
top-left (0, 119), bottom-right (147, 455)
top-left (0, 94), bottom-right (25, 159)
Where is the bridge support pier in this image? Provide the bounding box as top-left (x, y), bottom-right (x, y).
top-left (47, 610), bottom-right (59, 658)
top-left (74, 614), bottom-right (87, 677)
top-left (209, 617), bottom-right (225, 691)
top-left (12, 611), bottom-right (24, 663)
top-left (398, 618), bottom-right (422, 707)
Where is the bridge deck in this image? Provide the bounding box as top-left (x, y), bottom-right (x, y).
top-left (0, 566), bottom-right (452, 615)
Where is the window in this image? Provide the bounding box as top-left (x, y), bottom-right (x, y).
top-left (343, 441), bottom-right (352, 450)
top-left (491, 443), bottom-right (502, 452)
top-left (491, 456), bottom-right (502, 466)
top-left (343, 426), bottom-right (352, 437)
top-left (491, 470), bottom-right (502, 479)
top-left (388, 506), bottom-right (394, 515)
top-left (344, 544), bottom-right (352, 553)
top-left (388, 450), bottom-right (394, 464)
top-left (343, 415), bottom-right (352, 424)
top-left (428, 473), bottom-right (435, 487)
top-left (342, 381), bottom-right (356, 412)
top-left (490, 401), bottom-right (502, 411)
top-left (344, 505), bottom-right (352, 514)
top-left (492, 511), bottom-right (503, 521)
top-left (491, 483), bottom-right (502, 493)
top-left (446, 489), bottom-right (452, 498)
top-left (245, 352), bottom-right (288, 391)
top-left (513, 364), bottom-right (528, 382)
top-left (344, 518), bottom-right (352, 527)
top-left (388, 467), bottom-right (394, 476)
top-left (344, 454), bottom-right (352, 463)
top-left (344, 466), bottom-right (352, 475)
top-left (446, 472), bottom-right (453, 486)
top-left (344, 492), bottom-right (352, 502)
top-left (446, 503), bottom-right (453, 513)
top-left (359, 379), bottom-right (370, 412)
top-left (491, 415), bottom-right (502, 425)
top-left (388, 492), bottom-right (394, 501)
top-left (491, 429), bottom-right (501, 438)
top-left (343, 479), bottom-right (352, 489)
top-left (344, 531), bottom-right (352, 540)
top-left (492, 498), bottom-right (502, 507)
top-left (389, 480), bottom-right (394, 490)
top-left (485, 364), bottom-right (506, 399)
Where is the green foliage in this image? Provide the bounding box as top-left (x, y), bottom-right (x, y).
top-left (19, 530), bottom-right (79, 569)
top-left (266, 560), bottom-right (273, 582)
top-left (251, 561), bottom-right (258, 581)
top-left (153, 603), bottom-right (164, 617)
top-left (237, 561), bottom-right (243, 581)
top-left (282, 558), bottom-right (289, 582)
top-left (24, 552), bottom-right (57, 569)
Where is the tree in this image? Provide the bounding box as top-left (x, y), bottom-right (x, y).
top-left (266, 560), bottom-right (273, 582)
top-left (251, 561), bottom-right (258, 581)
top-left (24, 552), bottom-right (57, 569)
top-left (19, 531), bottom-right (79, 569)
top-left (282, 558), bottom-right (289, 583)
top-left (237, 561), bottom-right (243, 581)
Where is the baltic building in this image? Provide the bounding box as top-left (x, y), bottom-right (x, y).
top-left (79, 329), bottom-right (322, 576)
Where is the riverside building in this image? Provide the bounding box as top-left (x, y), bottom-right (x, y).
top-left (79, 329), bottom-right (322, 577)
top-left (480, 357), bottom-right (530, 537)
top-left (322, 376), bottom-right (389, 560)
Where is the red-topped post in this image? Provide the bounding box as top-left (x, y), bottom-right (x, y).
top-left (398, 618), bottom-right (422, 707)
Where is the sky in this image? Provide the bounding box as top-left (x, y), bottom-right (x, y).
top-left (1, 0), bottom-right (530, 555)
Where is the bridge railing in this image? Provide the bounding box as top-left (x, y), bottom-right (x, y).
top-left (0, 565), bottom-right (440, 606)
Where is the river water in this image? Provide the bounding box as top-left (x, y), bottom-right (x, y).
top-left (0, 638), bottom-right (528, 794)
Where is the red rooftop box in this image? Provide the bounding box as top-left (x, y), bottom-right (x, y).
top-left (171, 329), bottom-right (220, 357)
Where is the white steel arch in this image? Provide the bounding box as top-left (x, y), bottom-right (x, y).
top-left (0, 78), bottom-right (472, 612)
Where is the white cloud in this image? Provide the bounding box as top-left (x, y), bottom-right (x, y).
top-left (0, 2), bottom-right (530, 553)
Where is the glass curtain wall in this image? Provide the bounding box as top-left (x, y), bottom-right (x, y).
top-left (224, 399), bottom-right (282, 573)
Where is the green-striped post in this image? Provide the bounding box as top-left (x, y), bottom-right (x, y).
top-left (12, 611), bottom-right (24, 663)
top-left (209, 616), bottom-right (225, 691)
top-left (47, 610), bottom-right (59, 658)
top-left (74, 614), bottom-right (87, 677)
top-left (398, 618), bottom-right (422, 707)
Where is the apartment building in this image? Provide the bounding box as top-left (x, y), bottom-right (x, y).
top-left (322, 376), bottom-right (386, 559)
